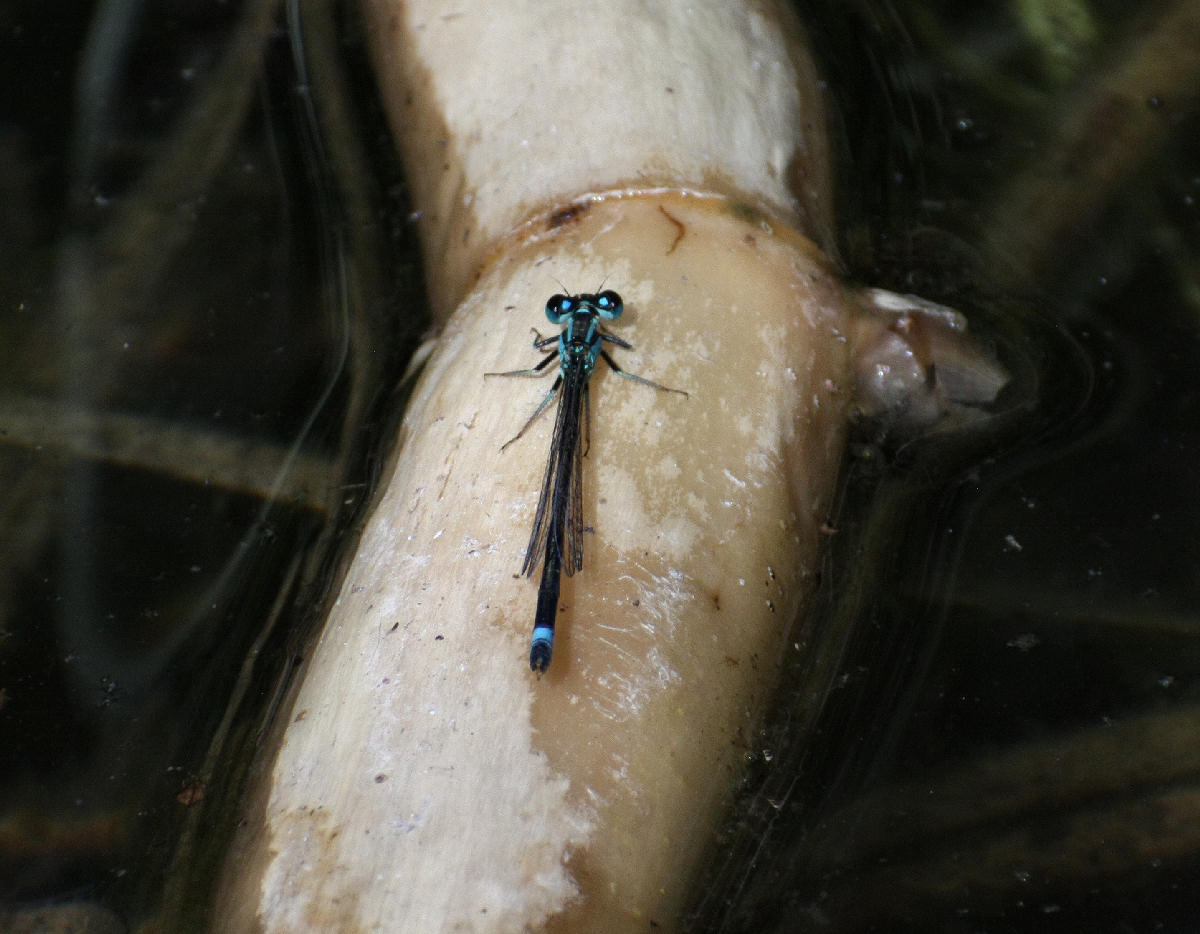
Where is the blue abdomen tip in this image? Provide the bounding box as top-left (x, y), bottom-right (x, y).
top-left (530, 627), bottom-right (555, 673)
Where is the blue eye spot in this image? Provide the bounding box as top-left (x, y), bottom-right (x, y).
top-left (545, 294), bottom-right (573, 322)
top-left (595, 290), bottom-right (623, 319)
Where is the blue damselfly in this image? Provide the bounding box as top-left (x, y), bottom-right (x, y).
top-left (487, 290), bottom-right (687, 673)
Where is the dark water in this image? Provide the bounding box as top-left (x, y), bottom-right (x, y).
top-left (0, 0), bottom-right (422, 927)
top-left (1, 1), bottom-right (1197, 932)
top-left (692, 2), bottom-right (1200, 932)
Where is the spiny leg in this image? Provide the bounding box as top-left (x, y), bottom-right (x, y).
top-left (485, 346), bottom-right (557, 379)
top-left (497, 374), bottom-right (563, 452)
top-left (598, 348), bottom-right (689, 397)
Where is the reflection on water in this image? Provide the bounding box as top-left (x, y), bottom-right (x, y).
top-left (0, 0), bottom-right (420, 928)
top-left (693, 1), bottom-right (1200, 932)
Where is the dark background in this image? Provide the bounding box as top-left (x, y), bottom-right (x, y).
top-left (0, 0), bottom-right (1197, 931)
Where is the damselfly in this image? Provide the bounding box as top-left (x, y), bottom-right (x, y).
top-left (487, 290), bottom-right (687, 673)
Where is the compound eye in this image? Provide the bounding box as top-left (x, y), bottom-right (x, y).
top-left (545, 294), bottom-right (573, 322)
top-left (595, 290), bottom-right (623, 318)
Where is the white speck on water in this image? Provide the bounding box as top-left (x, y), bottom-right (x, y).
top-left (1006, 633), bottom-right (1040, 652)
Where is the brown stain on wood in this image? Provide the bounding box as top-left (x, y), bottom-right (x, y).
top-left (659, 205), bottom-right (686, 254)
